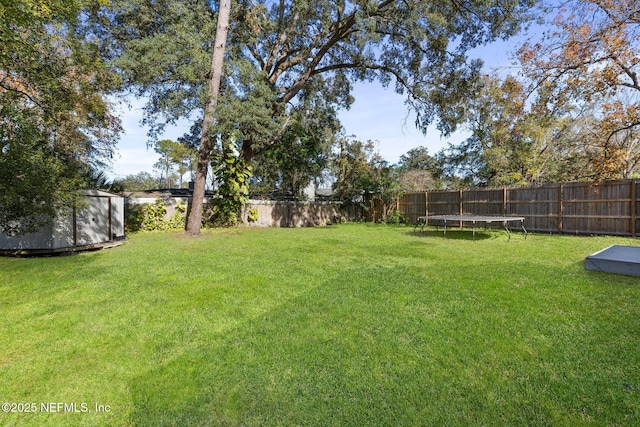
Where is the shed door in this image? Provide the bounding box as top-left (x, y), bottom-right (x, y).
top-left (76, 197), bottom-right (110, 245)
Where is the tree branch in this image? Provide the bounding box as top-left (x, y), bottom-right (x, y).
top-left (605, 120), bottom-right (640, 146)
top-left (279, 13), bottom-right (361, 104)
top-left (247, 43), bottom-right (266, 70)
top-left (0, 75), bottom-right (44, 110)
top-left (264, 0), bottom-right (294, 77)
top-left (311, 61), bottom-right (423, 101)
top-left (612, 56), bottom-right (640, 92)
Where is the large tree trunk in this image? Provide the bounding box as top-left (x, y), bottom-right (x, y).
top-left (186, 0), bottom-right (232, 235)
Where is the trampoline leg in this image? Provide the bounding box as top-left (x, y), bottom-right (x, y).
top-left (502, 221), bottom-right (512, 242)
top-left (504, 226), bottom-right (512, 241)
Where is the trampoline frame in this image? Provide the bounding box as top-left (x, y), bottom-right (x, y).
top-left (415, 214), bottom-right (528, 241)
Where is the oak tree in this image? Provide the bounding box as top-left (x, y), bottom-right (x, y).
top-left (85, 0), bottom-right (536, 231)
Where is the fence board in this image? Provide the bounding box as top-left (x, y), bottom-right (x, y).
top-left (398, 192), bottom-right (426, 225)
top-left (428, 191), bottom-right (461, 216)
top-left (506, 185), bottom-right (560, 233)
top-left (463, 189), bottom-right (505, 216)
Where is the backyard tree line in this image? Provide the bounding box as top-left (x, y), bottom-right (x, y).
top-left (1, 0), bottom-right (638, 232)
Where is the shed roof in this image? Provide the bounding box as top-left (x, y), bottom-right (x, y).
top-left (80, 189), bottom-right (123, 198)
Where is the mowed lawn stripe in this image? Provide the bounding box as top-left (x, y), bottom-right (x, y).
top-left (0, 224), bottom-right (638, 426)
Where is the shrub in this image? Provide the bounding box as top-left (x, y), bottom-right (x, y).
top-left (140, 199), bottom-right (168, 231)
top-left (247, 207), bottom-right (259, 223)
top-left (386, 212), bottom-right (404, 224)
top-left (167, 201), bottom-right (186, 230)
top-left (210, 141), bottom-right (252, 227)
top-left (125, 199), bottom-right (186, 233)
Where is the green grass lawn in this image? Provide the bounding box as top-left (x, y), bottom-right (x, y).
top-left (1, 223), bottom-right (639, 426)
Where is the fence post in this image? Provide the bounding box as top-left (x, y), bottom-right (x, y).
top-left (503, 187), bottom-right (507, 215)
top-left (632, 180), bottom-right (637, 237)
top-left (558, 184), bottom-right (563, 233)
top-left (425, 191), bottom-right (428, 218)
top-left (459, 189), bottom-right (463, 228)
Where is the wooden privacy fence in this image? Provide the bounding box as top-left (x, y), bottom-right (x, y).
top-left (399, 179), bottom-right (640, 237)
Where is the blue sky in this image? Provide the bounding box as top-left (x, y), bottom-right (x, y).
top-left (107, 34), bottom-right (525, 180)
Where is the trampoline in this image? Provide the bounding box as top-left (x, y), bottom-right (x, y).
top-left (415, 214), bottom-right (527, 241)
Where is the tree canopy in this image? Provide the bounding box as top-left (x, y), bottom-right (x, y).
top-left (332, 138), bottom-right (403, 221)
top-left (0, 0), bottom-right (121, 234)
top-left (432, 0), bottom-right (640, 187)
top-left (518, 0), bottom-right (640, 179)
top-left (85, 0), bottom-right (536, 162)
top-left (437, 74), bottom-right (574, 187)
top-left (153, 139), bottom-right (197, 188)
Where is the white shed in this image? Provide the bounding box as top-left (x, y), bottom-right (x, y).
top-left (0, 190), bottom-right (125, 255)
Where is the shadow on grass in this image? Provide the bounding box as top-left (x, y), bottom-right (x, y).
top-left (407, 228), bottom-right (494, 241)
top-left (125, 241), bottom-right (638, 426)
top-left (127, 265), bottom-right (454, 425)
